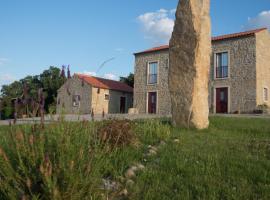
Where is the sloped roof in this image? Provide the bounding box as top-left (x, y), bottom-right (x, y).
top-left (134, 28), bottom-right (268, 55)
top-left (75, 74), bottom-right (133, 93)
top-left (212, 27), bottom-right (267, 41)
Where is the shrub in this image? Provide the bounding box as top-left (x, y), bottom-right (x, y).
top-left (0, 122), bottom-right (114, 199)
top-left (98, 120), bottom-right (137, 149)
top-left (134, 119), bottom-right (171, 145)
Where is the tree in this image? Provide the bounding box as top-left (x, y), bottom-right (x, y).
top-left (119, 73), bottom-right (134, 88)
top-left (0, 66), bottom-right (67, 119)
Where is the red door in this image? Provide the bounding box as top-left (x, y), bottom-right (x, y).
top-left (216, 88), bottom-right (228, 113)
top-left (120, 97), bottom-right (126, 113)
top-left (148, 92), bottom-right (157, 114)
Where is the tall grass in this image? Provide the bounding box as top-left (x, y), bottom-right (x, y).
top-left (0, 122), bottom-right (105, 199)
top-left (1, 117), bottom-right (269, 199)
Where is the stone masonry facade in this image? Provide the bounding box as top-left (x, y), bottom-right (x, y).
top-left (134, 29), bottom-right (270, 114)
top-left (57, 76), bottom-right (133, 115)
top-left (134, 50), bottom-right (171, 115)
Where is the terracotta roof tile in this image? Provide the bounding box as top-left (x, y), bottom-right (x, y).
top-left (134, 28), bottom-right (268, 55)
top-left (212, 27), bottom-right (267, 41)
top-left (75, 74), bottom-right (133, 93)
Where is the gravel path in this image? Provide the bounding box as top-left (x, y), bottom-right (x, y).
top-left (0, 113), bottom-right (269, 126)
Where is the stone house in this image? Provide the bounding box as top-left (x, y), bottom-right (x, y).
top-left (134, 28), bottom-right (270, 114)
top-left (56, 74), bottom-right (133, 114)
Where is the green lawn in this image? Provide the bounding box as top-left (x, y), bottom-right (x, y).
top-left (131, 117), bottom-right (270, 199)
top-left (0, 117), bottom-right (269, 199)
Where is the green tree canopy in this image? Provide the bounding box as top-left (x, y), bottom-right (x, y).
top-left (119, 73), bottom-right (134, 88)
top-left (0, 66), bottom-right (66, 119)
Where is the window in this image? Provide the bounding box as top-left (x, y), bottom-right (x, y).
top-left (105, 94), bottom-right (110, 101)
top-left (72, 95), bottom-right (80, 107)
top-left (148, 62), bottom-right (158, 84)
top-left (215, 52), bottom-right (228, 78)
top-left (264, 88), bottom-right (268, 102)
top-left (97, 88), bottom-right (100, 94)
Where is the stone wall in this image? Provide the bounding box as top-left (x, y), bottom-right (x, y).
top-left (134, 50), bottom-right (171, 115)
top-left (256, 30), bottom-right (270, 108)
top-left (108, 90), bottom-right (133, 113)
top-left (91, 87), bottom-right (110, 114)
top-left (134, 35), bottom-right (262, 114)
top-left (210, 36), bottom-right (257, 113)
top-left (56, 77), bottom-right (92, 114)
top-left (91, 88), bottom-right (133, 114)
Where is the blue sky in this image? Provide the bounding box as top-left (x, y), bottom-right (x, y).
top-left (0, 0), bottom-right (270, 89)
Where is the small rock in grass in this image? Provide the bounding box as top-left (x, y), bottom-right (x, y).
top-left (119, 189), bottom-right (128, 196)
top-left (174, 139), bottom-right (180, 143)
top-left (130, 166), bottom-right (138, 172)
top-left (150, 146), bottom-right (158, 152)
top-left (125, 169), bottom-right (136, 179)
top-left (126, 179), bottom-right (135, 187)
top-left (102, 179), bottom-right (119, 191)
top-left (118, 176), bottom-right (126, 183)
top-left (160, 140), bottom-right (166, 146)
top-left (148, 149), bottom-right (157, 156)
top-left (136, 163), bottom-right (145, 170)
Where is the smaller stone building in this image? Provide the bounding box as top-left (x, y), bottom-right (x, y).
top-left (56, 74), bottom-right (133, 114)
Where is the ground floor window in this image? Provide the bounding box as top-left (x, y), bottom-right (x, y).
top-left (105, 94), bottom-right (110, 101)
top-left (72, 95), bottom-right (80, 107)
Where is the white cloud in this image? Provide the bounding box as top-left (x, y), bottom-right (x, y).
top-left (243, 10), bottom-right (270, 31)
top-left (103, 73), bottom-right (118, 80)
top-left (78, 71), bottom-right (118, 80)
top-left (0, 58), bottom-right (8, 65)
top-left (115, 48), bottom-right (125, 52)
top-left (137, 8), bottom-right (175, 44)
top-left (0, 74), bottom-right (16, 82)
top-left (0, 74), bottom-right (16, 90)
top-left (80, 71), bottom-right (97, 76)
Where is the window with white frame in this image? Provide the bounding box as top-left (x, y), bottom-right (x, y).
top-left (148, 62), bottom-right (158, 84)
top-left (263, 87), bottom-right (268, 102)
top-left (215, 52), bottom-right (228, 78)
top-left (72, 95), bottom-right (80, 107)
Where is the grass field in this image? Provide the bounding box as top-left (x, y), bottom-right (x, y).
top-left (0, 117), bottom-right (269, 199)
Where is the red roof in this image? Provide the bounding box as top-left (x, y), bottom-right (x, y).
top-left (212, 27), bottom-right (267, 41)
top-left (135, 28), bottom-right (268, 55)
top-left (75, 74), bottom-right (133, 93)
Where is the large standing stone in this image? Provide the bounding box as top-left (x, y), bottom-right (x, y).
top-left (169, 0), bottom-right (211, 129)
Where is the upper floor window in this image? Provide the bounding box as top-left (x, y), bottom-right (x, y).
top-left (215, 52), bottom-right (228, 79)
top-left (263, 87), bottom-right (268, 102)
top-left (72, 95), bottom-right (80, 107)
top-left (148, 62), bottom-right (158, 84)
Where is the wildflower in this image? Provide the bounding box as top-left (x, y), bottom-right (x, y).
top-left (79, 148), bottom-right (84, 159)
top-left (0, 147), bottom-right (8, 162)
top-left (16, 130), bottom-right (24, 142)
top-left (26, 178), bottom-right (31, 188)
top-left (70, 160), bottom-right (74, 170)
top-left (29, 135), bottom-right (34, 145)
top-left (39, 164), bottom-right (44, 174)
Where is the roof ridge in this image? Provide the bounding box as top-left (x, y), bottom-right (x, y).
top-left (75, 73), bottom-right (127, 85)
top-left (135, 27), bottom-right (268, 55)
top-left (75, 73), bottom-right (133, 93)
